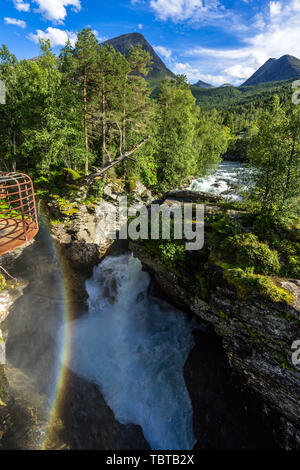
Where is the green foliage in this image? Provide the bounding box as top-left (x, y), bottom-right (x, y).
top-left (195, 272), bottom-right (209, 300)
top-left (63, 168), bottom-right (81, 182)
top-left (222, 233), bottom-right (280, 275)
top-left (93, 179), bottom-right (106, 198)
top-left (0, 33), bottom-right (230, 195)
top-left (210, 214), bottom-right (241, 244)
top-left (152, 77), bottom-right (228, 192)
top-left (209, 210), bottom-right (299, 279)
top-left (0, 274), bottom-right (6, 292)
top-left (191, 79), bottom-right (293, 112)
top-left (223, 267), bottom-right (295, 305)
top-left (158, 241), bottom-right (186, 270)
top-left (246, 96), bottom-right (300, 219)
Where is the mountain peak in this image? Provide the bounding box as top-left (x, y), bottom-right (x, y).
top-left (193, 79), bottom-right (214, 88)
top-left (103, 32), bottom-right (174, 81)
top-left (243, 54), bottom-right (300, 86)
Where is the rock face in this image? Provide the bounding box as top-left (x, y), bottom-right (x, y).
top-left (103, 33), bottom-right (175, 81)
top-left (130, 242), bottom-right (300, 450)
top-left (193, 80), bottom-right (214, 89)
top-left (184, 328), bottom-right (278, 449)
top-left (0, 258), bottom-right (27, 447)
top-left (44, 367), bottom-right (150, 450)
top-left (46, 181), bottom-right (153, 311)
top-left (242, 55), bottom-right (300, 86)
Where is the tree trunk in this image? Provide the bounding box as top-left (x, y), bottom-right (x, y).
top-left (122, 76), bottom-right (128, 152)
top-left (122, 75), bottom-right (128, 175)
top-left (12, 131), bottom-right (16, 172)
top-left (102, 75), bottom-right (108, 163)
top-left (83, 66), bottom-right (89, 175)
top-left (283, 131), bottom-right (297, 203)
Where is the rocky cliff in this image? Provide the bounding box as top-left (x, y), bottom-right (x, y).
top-left (129, 194), bottom-right (300, 450)
top-left (0, 246), bottom-right (28, 448)
top-left (45, 179), bottom-right (152, 314)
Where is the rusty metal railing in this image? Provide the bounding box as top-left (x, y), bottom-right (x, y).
top-left (0, 172), bottom-right (39, 255)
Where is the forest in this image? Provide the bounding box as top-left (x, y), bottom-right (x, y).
top-left (0, 27), bottom-right (299, 222)
top-left (0, 28), bottom-right (228, 193)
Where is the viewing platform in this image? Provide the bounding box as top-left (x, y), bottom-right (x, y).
top-left (0, 173), bottom-right (39, 256)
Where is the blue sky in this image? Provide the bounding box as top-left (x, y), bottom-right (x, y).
top-left (1, 0), bottom-right (300, 85)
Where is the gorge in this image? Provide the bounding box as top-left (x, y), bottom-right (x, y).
top-left (0, 162), bottom-right (298, 451)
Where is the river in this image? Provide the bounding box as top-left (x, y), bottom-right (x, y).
top-left (189, 160), bottom-right (246, 200)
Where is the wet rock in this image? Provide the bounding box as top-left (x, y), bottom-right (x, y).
top-left (46, 182), bottom-right (153, 308)
top-left (163, 190), bottom-right (223, 203)
top-left (44, 367), bottom-right (150, 450)
top-left (0, 282), bottom-right (27, 324)
top-left (0, 279), bottom-right (25, 447)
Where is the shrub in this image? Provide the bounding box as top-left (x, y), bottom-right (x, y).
top-left (158, 242), bottom-right (186, 270)
top-left (210, 215), bottom-right (240, 244)
top-left (282, 256), bottom-right (300, 279)
top-left (222, 233), bottom-right (280, 275)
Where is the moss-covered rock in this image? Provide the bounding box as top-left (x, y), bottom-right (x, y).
top-left (63, 168), bottom-right (81, 182)
top-left (222, 267), bottom-right (296, 305)
top-left (0, 275), bottom-right (6, 292)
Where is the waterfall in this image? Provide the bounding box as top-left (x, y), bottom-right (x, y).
top-left (66, 253), bottom-right (196, 450)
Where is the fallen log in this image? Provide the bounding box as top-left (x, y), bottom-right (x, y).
top-left (78, 135), bottom-right (150, 185)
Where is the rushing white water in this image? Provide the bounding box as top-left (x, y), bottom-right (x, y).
top-left (67, 254), bottom-right (196, 450)
top-left (189, 161), bottom-right (245, 200)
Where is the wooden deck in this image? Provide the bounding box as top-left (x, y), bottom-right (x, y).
top-left (0, 218), bottom-right (38, 256)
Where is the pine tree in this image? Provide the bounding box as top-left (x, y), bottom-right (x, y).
top-left (74, 28), bottom-right (99, 174)
top-left (0, 45), bottom-right (19, 171)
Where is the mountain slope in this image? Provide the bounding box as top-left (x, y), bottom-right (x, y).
top-left (243, 55), bottom-right (300, 86)
top-left (191, 79), bottom-right (292, 110)
top-left (103, 33), bottom-right (175, 81)
top-left (193, 79), bottom-right (214, 88)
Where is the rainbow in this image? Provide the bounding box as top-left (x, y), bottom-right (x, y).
top-left (36, 210), bottom-right (77, 450)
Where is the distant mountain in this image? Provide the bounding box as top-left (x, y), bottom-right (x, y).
top-left (103, 33), bottom-right (175, 81)
top-left (243, 55), bottom-right (300, 86)
top-left (220, 83), bottom-right (234, 88)
top-left (193, 79), bottom-right (214, 88)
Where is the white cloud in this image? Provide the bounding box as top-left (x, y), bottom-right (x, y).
top-left (172, 62), bottom-right (203, 82)
top-left (28, 27), bottom-right (77, 47)
top-left (4, 17), bottom-right (26, 28)
top-left (92, 30), bottom-right (107, 42)
top-left (33, 0), bottom-right (81, 23)
top-left (223, 64), bottom-right (256, 81)
top-left (171, 61), bottom-right (254, 86)
top-left (172, 61), bottom-right (230, 85)
top-left (269, 1), bottom-right (281, 16)
top-left (148, 0), bottom-right (226, 23)
top-left (13, 0), bottom-right (30, 12)
top-left (182, 0), bottom-right (300, 85)
top-left (154, 45), bottom-right (172, 60)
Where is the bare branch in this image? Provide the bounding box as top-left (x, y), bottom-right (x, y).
top-left (78, 135), bottom-right (150, 185)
